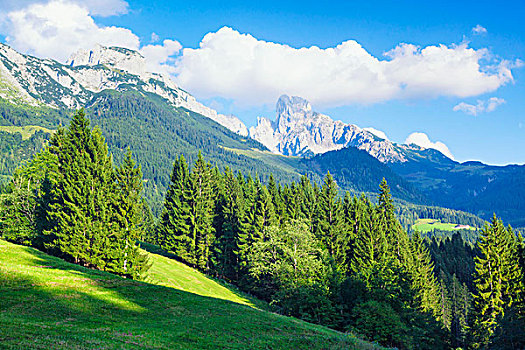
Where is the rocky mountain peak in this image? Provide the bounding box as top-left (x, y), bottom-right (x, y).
top-left (276, 95), bottom-right (312, 117)
top-left (67, 44), bottom-right (147, 77)
top-left (251, 95), bottom-right (406, 162)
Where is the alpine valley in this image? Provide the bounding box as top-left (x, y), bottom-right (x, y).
top-left (0, 43), bottom-right (522, 228)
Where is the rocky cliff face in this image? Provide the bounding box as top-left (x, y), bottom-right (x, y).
top-left (0, 43), bottom-right (248, 136)
top-left (250, 95), bottom-right (406, 163)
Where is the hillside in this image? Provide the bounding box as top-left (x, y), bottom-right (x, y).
top-left (0, 239), bottom-right (380, 350)
top-left (390, 148), bottom-right (525, 227)
top-left (0, 93), bottom-right (302, 214)
top-left (301, 147), bottom-right (427, 203)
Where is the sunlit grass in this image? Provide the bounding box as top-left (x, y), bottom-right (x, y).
top-left (413, 218), bottom-right (476, 233)
top-left (0, 239), bottom-right (383, 349)
top-left (0, 125), bottom-right (55, 139)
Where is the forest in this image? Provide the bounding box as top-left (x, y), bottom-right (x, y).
top-left (1, 111), bottom-right (524, 349)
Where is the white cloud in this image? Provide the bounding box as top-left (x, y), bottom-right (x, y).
top-left (472, 24), bottom-right (487, 35)
top-left (150, 32), bottom-right (160, 43)
top-left (0, 0), bottom-right (129, 17)
top-left (405, 132), bottom-right (454, 160)
top-left (453, 97), bottom-right (506, 116)
top-left (3, 0), bottom-right (139, 61)
top-left (173, 27), bottom-right (518, 107)
top-left (363, 127), bottom-right (389, 140)
top-left (141, 39), bottom-right (182, 75)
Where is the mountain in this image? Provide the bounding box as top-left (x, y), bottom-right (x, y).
top-left (250, 95), bottom-right (407, 162)
top-left (301, 147), bottom-right (427, 203)
top-left (0, 43), bottom-right (521, 226)
top-left (0, 43), bottom-right (248, 136)
top-left (390, 150), bottom-right (525, 227)
top-left (0, 43), bottom-right (303, 213)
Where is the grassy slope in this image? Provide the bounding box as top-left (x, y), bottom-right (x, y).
top-left (0, 125), bottom-right (55, 140)
top-left (0, 240), bottom-right (380, 350)
top-left (413, 218), bottom-right (476, 233)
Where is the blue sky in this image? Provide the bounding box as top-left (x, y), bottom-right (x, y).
top-left (0, 0), bottom-right (524, 164)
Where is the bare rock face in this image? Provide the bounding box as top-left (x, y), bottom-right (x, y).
top-left (0, 43), bottom-right (248, 137)
top-left (250, 95), bottom-right (406, 163)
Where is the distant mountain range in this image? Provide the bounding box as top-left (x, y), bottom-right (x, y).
top-left (0, 42), bottom-right (523, 227)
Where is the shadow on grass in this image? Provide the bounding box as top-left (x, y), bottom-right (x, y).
top-left (0, 241), bottom-right (372, 350)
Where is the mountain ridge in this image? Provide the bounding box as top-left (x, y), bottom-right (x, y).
top-left (0, 42), bottom-right (249, 137)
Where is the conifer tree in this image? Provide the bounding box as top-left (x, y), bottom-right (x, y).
top-left (315, 172), bottom-right (346, 269)
top-left (160, 155), bottom-right (191, 261)
top-left (42, 110), bottom-right (149, 278)
top-left (109, 149), bottom-right (150, 279)
top-left (350, 197), bottom-right (390, 284)
top-left (252, 180), bottom-right (276, 241)
top-left (215, 168), bottom-right (247, 280)
top-left (47, 111), bottom-right (115, 268)
top-left (472, 215), bottom-right (521, 347)
top-left (188, 152), bottom-right (216, 269)
top-left (409, 231), bottom-right (441, 318)
top-left (438, 270), bottom-right (452, 330)
top-left (377, 179), bottom-right (409, 267)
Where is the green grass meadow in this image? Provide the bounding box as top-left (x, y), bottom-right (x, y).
top-left (413, 218), bottom-right (476, 233)
top-left (0, 239), bottom-right (381, 349)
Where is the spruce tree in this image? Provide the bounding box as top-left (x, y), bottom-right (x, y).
top-left (472, 215), bottom-right (521, 347)
top-left (47, 111), bottom-right (114, 268)
top-left (188, 152), bottom-right (216, 270)
top-left (109, 149), bottom-right (150, 279)
top-left (315, 172), bottom-right (346, 269)
top-left (160, 155), bottom-right (191, 261)
top-left (377, 179), bottom-right (410, 267)
top-left (409, 231), bottom-right (441, 318)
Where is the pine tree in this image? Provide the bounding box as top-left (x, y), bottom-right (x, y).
top-left (472, 215), bottom-right (521, 347)
top-left (350, 197), bottom-right (389, 284)
top-left (188, 151), bottom-right (216, 270)
top-left (42, 110), bottom-right (149, 278)
top-left (47, 111), bottom-right (115, 268)
top-left (109, 149), bottom-right (150, 279)
top-left (409, 231), bottom-right (441, 318)
top-left (216, 168), bottom-right (246, 280)
top-left (377, 178), bottom-right (410, 267)
top-left (438, 270), bottom-right (452, 330)
top-left (159, 155), bottom-right (191, 262)
top-left (314, 172), bottom-right (346, 269)
top-left (252, 179), bottom-right (276, 241)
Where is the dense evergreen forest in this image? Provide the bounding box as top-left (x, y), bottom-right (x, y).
top-left (1, 111), bottom-right (524, 349)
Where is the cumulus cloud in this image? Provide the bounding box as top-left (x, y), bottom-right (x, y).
top-left (141, 39), bottom-right (182, 75)
top-left (173, 27), bottom-right (518, 107)
top-left (405, 132), bottom-right (454, 160)
top-left (453, 97), bottom-right (506, 116)
top-left (0, 0), bottom-right (129, 17)
top-left (472, 25), bottom-right (487, 35)
top-left (363, 127), bottom-right (389, 141)
top-left (2, 0), bottom-right (139, 61)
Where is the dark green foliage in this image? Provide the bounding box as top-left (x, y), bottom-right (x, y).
top-left (1, 110), bottom-right (150, 280)
top-left (350, 300), bottom-right (406, 348)
top-left (159, 155), bottom-right (191, 261)
top-left (472, 216), bottom-right (523, 348)
top-left (157, 156), bottom-right (453, 349)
